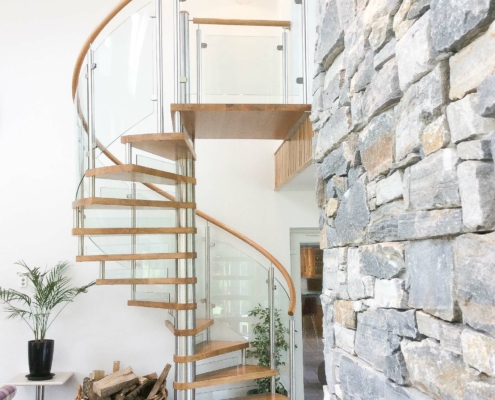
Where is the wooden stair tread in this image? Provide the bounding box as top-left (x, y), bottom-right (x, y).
top-left (165, 319), bottom-right (214, 337)
top-left (96, 278), bottom-right (197, 285)
top-left (128, 300), bottom-right (197, 310)
top-left (121, 133), bottom-right (196, 161)
top-left (73, 227), bottom-right (196, 236)
top-left (173, 365), bottom-right (277, 390)
top-left (232, 395), bottom-right (289, 400)
top-left (86, 164), bottom-right (196, 185)
top-left (174, 341), bottom-right (248, 363)
top-left (171, 103), bottom-right (310, 140)
top-left (72, 197), bottom-right (195, 210)
top-left (76, 252), bottom-right (196, 262)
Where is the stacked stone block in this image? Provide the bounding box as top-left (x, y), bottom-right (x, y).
top-left (312, 0), bottom-right (495, 398)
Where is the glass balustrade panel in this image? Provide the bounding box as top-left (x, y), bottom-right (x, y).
top-left (200, 34), bottom-right (282, 104)
top-left (93, 3), bottom-right (155, 152)
top-left (210, 241), bottom-right (269, 342)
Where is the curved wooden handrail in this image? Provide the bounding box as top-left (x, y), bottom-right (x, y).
top-left (71, 0), bottom-right (133, 100)
top-left (97, 140), bottom-right (296, 316)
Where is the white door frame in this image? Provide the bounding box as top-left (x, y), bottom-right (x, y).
top-left (290, 227), bottom-right (321, 400)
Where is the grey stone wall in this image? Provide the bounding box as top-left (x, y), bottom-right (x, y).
top-left (312, 0), bottom-right (495, 399)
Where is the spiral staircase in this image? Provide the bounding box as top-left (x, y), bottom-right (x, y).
top-left (71, 1), bottom-right (310, 399)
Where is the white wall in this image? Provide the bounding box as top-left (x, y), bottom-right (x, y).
top-left (0, 0), bottom-right (318, 398)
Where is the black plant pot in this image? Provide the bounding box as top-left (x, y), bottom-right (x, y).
top-left (28, 340), bottom-right (54, 379)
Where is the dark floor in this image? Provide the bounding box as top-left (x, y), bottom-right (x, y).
top-left (303, 333), bottom-right (324, 400)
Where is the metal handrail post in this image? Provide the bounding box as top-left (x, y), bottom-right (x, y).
top-left (180, 11), bottom-right (191, 103)
top-left (269, 264), bottom-right (276, 394)
top-left (155, 0), bottom-right (164, 132)
top-left (131, 182), bottom-right (137, 300)
top-left (282, 28), bottom-right (289, 104)
top-left (289, 317), bottom-right (295, 399)
top-left (87, 46), bottom-right (96, 197)
top-left (301, 0), bottom-right (308, 103)
top-left (205, 223), bottom-right (211, 341)
top-left (196, 26), bottom-right (203, 104)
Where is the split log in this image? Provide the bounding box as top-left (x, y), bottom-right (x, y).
top-left (93, 367), bottom-right (139, 397)
top-left (75, 385), bottom-right (83, 400)
top-left (113, 361), bottom-right (121, 373)
top-left (146, 365), bottom-right (171, 400)
top-left (90, 371), bottom-right (105, 381)
top-left (123, 379), bottom-right (157, 400)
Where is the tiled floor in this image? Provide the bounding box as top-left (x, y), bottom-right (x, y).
top-left (303, 334), bottom-right (325, 400)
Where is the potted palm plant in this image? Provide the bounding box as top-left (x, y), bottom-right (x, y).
top-left (246, 304), bottom-right (289, 395)
top-left (0, 261), bottom-right (94, 380)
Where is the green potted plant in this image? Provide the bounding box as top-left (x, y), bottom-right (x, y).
top-left (0, 261), bottom-right (94, 380)
top-left (246, 304), bottom-right (289, 395)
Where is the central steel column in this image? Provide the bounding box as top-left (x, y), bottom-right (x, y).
top-left (175, 7), bottom-right (195, 400)
top-left (175, 151), bottom-right (196, 400)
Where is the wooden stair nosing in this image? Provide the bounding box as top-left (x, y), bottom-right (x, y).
top-left (72, 197), bottom-right (196, 210)
top-left (121, 133), bottom-right (196, 161)
top-left (128, 300), bottom-right (197, 310)
top-left (173, 365), bottom-right (277, 390)
top-left (86, 164), bottom-right (196, 185)
top-left (96, 278), bottom-right (197, 285)
top-left (73, 227), bottom-right (197, 236)
top-left (232, 395), bottom-right (289, 400)
top-left (76, 252), bottom-right (197, 262)
top-left (174, 340), bottom-right (249, 363)
top-left (165, 319), bottom-right (214, 337)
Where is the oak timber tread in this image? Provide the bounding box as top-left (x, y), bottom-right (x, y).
top-left (121, 133), bottom-right (196, 161)
top-left (128, 300), bottom-right (197, 310)
top-left (231, 395), bottom-right (289, 400)
top-left (96, 278), bottom-right (197, 285)
top-left (72, 197), bottom-right (195, 210)
top-left (165, 319), bottom-right (213, 337)
top-left (86, 164), bottom-right (196, 185)
top-left (192, 18), bottom-right (291, 28)
top-left (173, 365), bottom-right (277, 390)
top-left (174, 341), bottom-right (249, 363)
top-left (170, 104), bottom-right (311, 140)
top-left (76, 252), bottom-right (196, 262)
top-left (72, 227), bottom-right (196, 236)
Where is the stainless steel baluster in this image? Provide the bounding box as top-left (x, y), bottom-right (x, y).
top-left (269, 264), bottom-right (276, 394)
top-left (282, 28), bottom-right (289, 104)
top-left (196, 26), bottom-right (203, 104)
top-left (290, 317), bottom-right (295, 399)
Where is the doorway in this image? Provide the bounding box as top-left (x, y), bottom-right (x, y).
top-left (290, 228), bottom-right (325, 400)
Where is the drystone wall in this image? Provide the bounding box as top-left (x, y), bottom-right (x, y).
top-left (312, 0), bottom-right (495, 399)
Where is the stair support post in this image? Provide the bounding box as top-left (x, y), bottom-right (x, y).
top-left (175, 150), bottom-right (196, 400)
top-left (196, 26), bottom-right (203, 104)
top-left (289, 317), bottom-right (295, 399)
top-left (155, 0), bottom-right (164, 133)
top-left (204, 223), bottom-right (211, 342)
top-left (130, 182), bottom-right (137, 300)
top-left (300, 0), bottom-right (308, 104)
top-left (179, 11), bottom-right (191, 104)
top-left (268, 264), bottom-right (276, 394)
top-left (99, 261), bottom-right (106, 280)
top-left (282, 28), bottom-right (289, 105)
top-left (87, 46), bottom-right (96, 198)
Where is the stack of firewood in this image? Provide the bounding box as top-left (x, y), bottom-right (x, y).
top-left (75, 362), bottom-right (171, 400)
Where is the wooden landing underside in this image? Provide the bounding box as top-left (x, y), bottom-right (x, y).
top-left (171, 104), bottom-right (310, 140)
